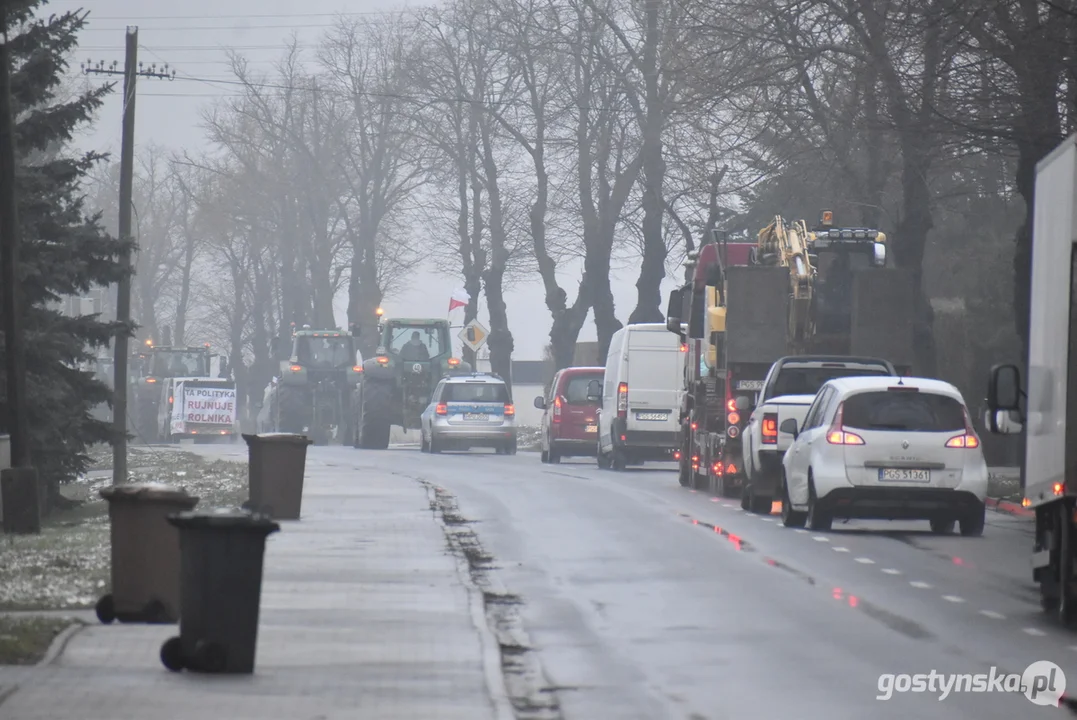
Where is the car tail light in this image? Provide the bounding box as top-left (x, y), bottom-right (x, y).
top-left (376, 356), bottom-right (389, 365)
top-left (352, 365), bottom-right (362, 372)
top-left (146, 377), bottom-right (157, 383)
top-left (680, 343), bottom-right (688, 352)
top-left (691, 454), bottom-right (699, 471)
top-left (825, 402), bottom-right (865, 445)
top-left (504, 404), bottom-right (515, 417)
top-left (712, 461), bottom-right (723, 475)
top-left (436, 403), bottom-right (448, 416)
top-left (447, 357), bottom-right (460, 367)
top-left (726, 397), bottom-right (736, 412)
top-left (552, 395), bottom-right (562, 423)
top-left (617, 382), bottom-right (628, 417)
top-left (727, 411), bottom-right (740, 425)
top-left (290, 364), bottom-right (302, 372)
top-left (691, 422), bottom-right (697, 431)
top-left (761, 413), bottom-right (778, 444)
top-left (673, 450), bottom-right (681, 461)
top-left (945, 409), bottom-right (980, 448)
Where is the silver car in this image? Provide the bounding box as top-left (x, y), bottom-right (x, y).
top-left (420, 373), bottom-right (517, 454)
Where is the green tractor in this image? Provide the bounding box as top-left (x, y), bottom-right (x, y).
top-left (268, 327), bottom-right (362, 445)
top-left (353, 317), bottom-right (471, 449)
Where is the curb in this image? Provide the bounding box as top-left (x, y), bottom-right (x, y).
top-left (985, 496), bottom-right (1033, 517)
top-left (38, 621), bottom-right (85, 666)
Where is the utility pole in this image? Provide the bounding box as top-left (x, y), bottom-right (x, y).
top-left (82, 29), bottom-right (174, 485)
top-left (0, 41), bottom-right (28, 468)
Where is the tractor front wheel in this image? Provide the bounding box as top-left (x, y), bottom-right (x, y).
top-left (358, 381), bottom-right (392, 449)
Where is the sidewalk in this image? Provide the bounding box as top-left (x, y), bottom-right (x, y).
top-left (0, 455), bottom-right (508, 720)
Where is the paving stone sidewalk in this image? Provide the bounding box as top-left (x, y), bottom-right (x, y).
top-left (0, 455), bottom-right (506, 720)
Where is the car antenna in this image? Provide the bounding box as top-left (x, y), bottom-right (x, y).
top-left (896, 375), bottom-right (904, 385)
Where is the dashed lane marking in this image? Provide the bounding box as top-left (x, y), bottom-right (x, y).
top-left (980, 610), bottom-right (1006, 620)
top-left (832, 547), bottom-right (850, 553)
top-left (910, 581), bottom-right (932, 589)
top-left (881, 568), bottom-right (902, 575)
top-left (1024, 627), bottom-right (1047, 636)
top-left (812, 536), bottom-right (829, 542)
top-left (855, 557), bottom-right (875, 564)
top-left (942, 595), bottom-right (966, 603)
top-left (794, 529), bottom-right (808, 534)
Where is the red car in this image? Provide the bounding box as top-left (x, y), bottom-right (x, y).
top-left (534, 366), bottom-right (604, 463)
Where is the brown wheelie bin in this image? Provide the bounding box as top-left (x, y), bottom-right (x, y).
top-left (242, 433), bottom-right (312, 520)
top-left (96, 483), bottom-right (199, 624)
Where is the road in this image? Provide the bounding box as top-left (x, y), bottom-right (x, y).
top-left (206, 442), bottom-right (1068, 718)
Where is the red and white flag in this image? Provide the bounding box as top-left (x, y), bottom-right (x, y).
top-left (448, 288), bottom-right (470, 312)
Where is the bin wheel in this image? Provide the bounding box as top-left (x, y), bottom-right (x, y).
top-left (160, 636), bottom-right (184, 672)
top-left (95, 594), bottom-right (116, 624)
top-left (193, 640), bottom-right (227, 673)
top-left (143, 598), bottom-right (170, 624)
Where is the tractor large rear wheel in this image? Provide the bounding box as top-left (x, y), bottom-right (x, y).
top-left (358, 381), bottom-right (392, 450)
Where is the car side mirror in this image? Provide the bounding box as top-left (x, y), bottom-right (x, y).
top-left (534, 396), bottom-right (545, 410)
top-left (780, 418), bottom-right (798, 438)
top-left (986, 408), bottom-right (1023, 435)
top-left (987, 363), bottom-right (1021, 412)
top-left (735, 396), bottom-right (750, 411)
top-left (586, 379), bottom-right (602, 402)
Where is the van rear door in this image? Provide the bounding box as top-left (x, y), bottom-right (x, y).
top-left (625, 330), bottom-right (684, 433)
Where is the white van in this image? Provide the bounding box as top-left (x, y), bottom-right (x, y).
top-left (595, 323), bottom-right (686, 470)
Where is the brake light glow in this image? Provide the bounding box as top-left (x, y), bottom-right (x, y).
top-left (691, 422), bottom-right (697, 431)
top-left (691, 454), bottom-right (699, 471)
top-left (290, 364), bottom-right (302, 372)
top-left (727, 412), bottom-right (740, 425)
top-left (504, 404), bottom-right (515, 416)
top-left (146, 377), bottom-right (157, 383)
top-left (673, 450), bottom-right (681, 460)
top-left (725, 463), bottom-right (737, 475)
top-left (552, 395), bottom-right (562, 423)
top-left (726, 398), bottom-right (737, 412)
top-left (680, 343), bottom-right (688, 353)
top-left (617, 382), bottom-right (628, 417)
top-left (376, 357), bottom-right (389, 365)
top-left (352, 365), bottom-right (363, 373)
top-left (945, 409), bottom-right (980, 449)
top-left (825, 402), bottom-right (865, 445)
top-left (447, 357), bottom-right (460, 367)
top-left (436, 403), bottom-right (448, 416)
top-left (761, 413), bottom-right (778, 444)
top-left (712, 461), bottom-right (723, 475)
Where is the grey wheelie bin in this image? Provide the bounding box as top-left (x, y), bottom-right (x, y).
top-left (160, 509), bottom-right (280, 674)
top-left (242, 433), bottom-right (312, 520)
top-left (96, 483), bottom-right (199, 624)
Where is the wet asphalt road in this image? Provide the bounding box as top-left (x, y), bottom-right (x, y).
top-left (197, 443), bottom-right (1071, 718)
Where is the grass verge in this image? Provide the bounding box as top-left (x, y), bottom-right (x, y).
top-left (0, 446), bottom-right (247, 612)
top-left (0, 616), bottom-right (81, 665)
top-left (988, 470), bottom-right (1021, 501)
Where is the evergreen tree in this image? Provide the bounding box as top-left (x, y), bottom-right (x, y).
top-left (0, 3), bottom-right (133, 509)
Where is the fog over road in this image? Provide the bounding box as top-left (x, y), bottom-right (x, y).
top-left (195, 442), bottom-right (1064, 719)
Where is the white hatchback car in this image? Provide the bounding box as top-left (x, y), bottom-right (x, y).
top-left (778, 376), bottom-right (988, 535)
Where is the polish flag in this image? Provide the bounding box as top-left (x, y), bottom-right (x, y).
top-left (448, 288), bottom-right (470, 312)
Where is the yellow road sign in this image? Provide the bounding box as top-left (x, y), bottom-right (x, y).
top-left (459, 319), bottom-right (489, 351)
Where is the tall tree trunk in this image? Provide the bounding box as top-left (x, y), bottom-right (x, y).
top-left (478, 118), bottom-right (514, 391)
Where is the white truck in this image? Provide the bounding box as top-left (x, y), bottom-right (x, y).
top-left (986, 132), bottom-right (1077, 622)
top-left (741, 355), bottom-right (896, 513)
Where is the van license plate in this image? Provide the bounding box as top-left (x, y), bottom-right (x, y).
top-left (636, 412), bottom-right (668, 421)
top-left (585, 424), bottom-right (597, 433)
top-left (463, 413), bottom-right (489, 421)
top-left (878, 468), bottom-right (930, 482)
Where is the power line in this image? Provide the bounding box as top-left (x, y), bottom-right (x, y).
top-left (79, 10), bottom-right (427, 20)
top-left (81, 23), bottom-right (348, 31)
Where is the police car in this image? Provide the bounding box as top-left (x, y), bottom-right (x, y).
top-left (419, 373), bottom-right (517, 454)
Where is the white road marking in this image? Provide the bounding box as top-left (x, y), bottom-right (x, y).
top-left (1024, 627), bottom-right (1047, 636)
top-left (910, 581), bottom-right (932, 589)
top-left (832, 547), bottom-right (850, 553)
top-left (942, 595), bottom-right (965, 603)
top-left (762, 518), bottom-right (775, 523)
top-left (980, 610), bottom-right (1005, 620)
top-left (812, 536), bottom-right (829, 542)
top-left (855, 557), bottom-right (875, 564)
top-left (794, 529), bottom-right (808, 534)
top-left (723, 504), bottom-right (735, 508)
top-left (881, 568), bottom-right (902, 575)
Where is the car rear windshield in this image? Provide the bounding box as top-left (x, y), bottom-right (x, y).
top-left (562, 374), bottom-right (602, 404)
top-left (772, 366), bottom-right (889, 397)
top-left (842, 391), bottom-right (966, 432)
top-left (443, 382), bottom-right (509, 404)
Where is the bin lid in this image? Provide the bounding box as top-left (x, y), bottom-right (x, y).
top-left (100, 482), bottom-right (199, 505)
top-left (242, 433), bottom-right (313, 446)
top-left (167, 507), bottom-right (281, 534)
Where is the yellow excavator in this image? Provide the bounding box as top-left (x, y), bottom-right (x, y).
top-left (755, 215), bottom-right (817, 350)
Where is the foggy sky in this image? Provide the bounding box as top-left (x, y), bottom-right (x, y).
top-left (65, 0), bottom-right (679, 359)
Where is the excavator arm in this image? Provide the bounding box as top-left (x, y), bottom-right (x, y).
top-left (756, 216), bottom-right (816, 349)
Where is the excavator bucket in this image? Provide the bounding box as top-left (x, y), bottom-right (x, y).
top-left (849, 268), bottom-right (917, 370)
top-left (725, 266), bottom-right (790, 363)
